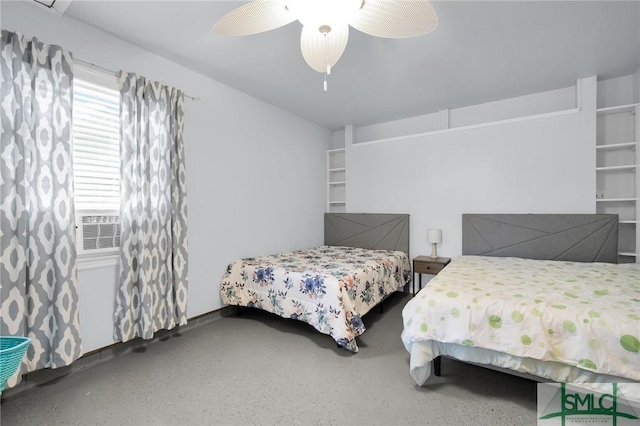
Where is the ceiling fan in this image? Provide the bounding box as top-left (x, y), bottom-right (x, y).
top-left (213, 0), bottom-right (439, 91)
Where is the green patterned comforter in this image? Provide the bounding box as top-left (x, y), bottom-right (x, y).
top-left (402, 256), bottom-right (640, 380)
top-left (221, 246), bottom-right (411, 352)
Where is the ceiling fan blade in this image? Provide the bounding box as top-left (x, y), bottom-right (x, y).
top-left (300, 24), bottom-right (349, 73)
top-left (349, 0), bottom-right (439, 39)
top-left (213, 1), bottom-right (296, 36)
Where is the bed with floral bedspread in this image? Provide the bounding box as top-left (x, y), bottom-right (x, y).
top-left (220, 245), bottom-right (411, 352)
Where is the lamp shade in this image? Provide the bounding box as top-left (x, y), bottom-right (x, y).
top-left (427, 229), bottom-right (442, 244)
top-left (300, 23), bottom-right (349, 73)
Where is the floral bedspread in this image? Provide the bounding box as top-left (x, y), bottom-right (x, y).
top-left (402, 256), bottom-right (640, 381)
top-left (221, 246), bottom-right (410, 352)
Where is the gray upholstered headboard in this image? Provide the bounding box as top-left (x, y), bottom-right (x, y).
top-left (462, 214), bottom-right (619, 263)
top-left (324, 213), bottom-right (410, 254)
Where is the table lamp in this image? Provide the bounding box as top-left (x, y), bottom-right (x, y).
top-left (427, 229), bottom-right (442, 259)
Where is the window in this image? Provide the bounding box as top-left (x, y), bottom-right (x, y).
top-left (72, 68), bottom-right (120, 256)
top-left (73, 78), bottom-right (119, 211)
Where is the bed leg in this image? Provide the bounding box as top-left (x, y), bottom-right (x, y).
top-left (433, 356), bottom-right (442, 377)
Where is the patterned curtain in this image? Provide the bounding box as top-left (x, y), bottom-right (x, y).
top-left (0, 30), bottom-right (82, 386)
top-left (114, 72), bottom-right (189, 342)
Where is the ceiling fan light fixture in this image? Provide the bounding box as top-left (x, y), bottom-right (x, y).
top-left (285, 0), bottom-right (363, 32)
top-left (300, 23), bottom-right (349, 73)
top-left (213, 0), bottom-right (440, 90)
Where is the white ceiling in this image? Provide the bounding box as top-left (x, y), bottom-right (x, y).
top-left (60, 1), bottom-right (640, 130)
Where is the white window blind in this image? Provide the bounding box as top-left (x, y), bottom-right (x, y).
top-left (72, 78), bottom-right (120, 211)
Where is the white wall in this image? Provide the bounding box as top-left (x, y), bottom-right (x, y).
top-left (332, 129), bottom-right (346, 149)
top-left (634, 68), bottom-right (640, 103)
top-left (346, 77), bottom-right (597, 260)
top-left (356, 112), bottom-right (442, 143)
top-left (353, 86), bottom-right (576, 143)
top-left (2, 2), bottom-right (332, 353)
top-left (597, 75), bottom-right (637, 108)
top-left (448, 86), bottom-right (575, 128)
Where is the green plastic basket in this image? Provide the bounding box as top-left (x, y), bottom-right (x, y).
top-left (0, 336), bottom-right (31, 392)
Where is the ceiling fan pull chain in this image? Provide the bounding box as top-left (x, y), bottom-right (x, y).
top-left (324, 31), bottom-right (329, 91)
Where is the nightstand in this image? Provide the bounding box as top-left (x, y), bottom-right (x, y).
top-left (412, 256), bottom-right (451, 296)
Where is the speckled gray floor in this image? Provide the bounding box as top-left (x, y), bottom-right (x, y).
top-left (0, 293), bottom-right (537, 425)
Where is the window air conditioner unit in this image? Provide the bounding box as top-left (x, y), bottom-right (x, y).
top-left (76, 215), bottom-right (120, 255)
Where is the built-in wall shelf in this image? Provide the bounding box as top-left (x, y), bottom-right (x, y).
top-left (618, 252), bottom-right (637, 257)
top-left (595, 98), bottom-right (639, 263)
top-left (327, 148), bottom-right (346, 213)
top-left (596, 103), bottom-right (640, 116)
top-left (596, 198), bottom-right (638, 202)
top-left (596, 142), bottom-right (638, 150)
top-left (595, 165), bottom-right (638, 171)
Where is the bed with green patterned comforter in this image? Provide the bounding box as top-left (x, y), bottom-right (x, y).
top-left (221, 246), bottom-right (411, 352)
top-left (402, 256), bottom-right (640, 385)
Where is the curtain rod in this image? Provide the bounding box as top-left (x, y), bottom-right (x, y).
top-left (74, 57), bottom-right (201, 102)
